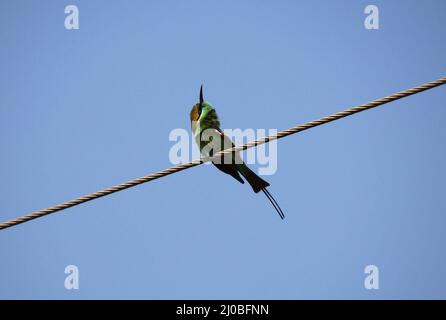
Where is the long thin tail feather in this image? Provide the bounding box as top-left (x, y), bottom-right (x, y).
top-left (237, 163), bottom-right (285, 220)
top-left (262, 188), bottom-right (285, 220)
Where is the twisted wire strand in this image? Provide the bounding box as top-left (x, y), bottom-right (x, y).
top-left (1, 77), bottom-right (445, 230)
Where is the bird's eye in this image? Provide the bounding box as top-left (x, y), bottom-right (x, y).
top-left (198, 104), bottom-right (203, 117)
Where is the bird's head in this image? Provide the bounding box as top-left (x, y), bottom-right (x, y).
top-left (190, 84), bottom-right (213, 123)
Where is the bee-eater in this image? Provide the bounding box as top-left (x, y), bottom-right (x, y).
top-left (190, 85), bottom-right (285, 220)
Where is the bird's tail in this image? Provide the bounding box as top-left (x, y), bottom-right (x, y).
top-left (237, 163), bottom-right (285, 220)
top-left (236, 163), bottom-right (269, 193)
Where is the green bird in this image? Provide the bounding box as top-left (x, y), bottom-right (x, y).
top-left (190, 85), bottom-right (285, 220)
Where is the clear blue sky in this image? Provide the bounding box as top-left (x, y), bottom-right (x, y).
top-left (1, 0), bottom-right (445, 299)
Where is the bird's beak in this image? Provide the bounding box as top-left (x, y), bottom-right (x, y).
top-left (199, 84), bottom-right (204, 106)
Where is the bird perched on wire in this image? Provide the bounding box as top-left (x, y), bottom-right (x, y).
top-left (189, 85), bottom-right (285, 219)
